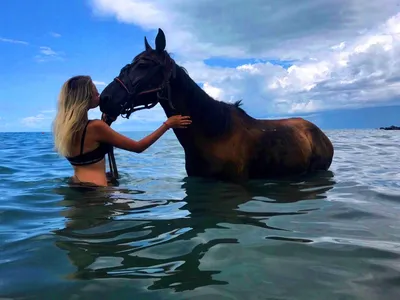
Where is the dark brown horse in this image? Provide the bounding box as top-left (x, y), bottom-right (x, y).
top-left (100, 28), bottom-right (334, 182)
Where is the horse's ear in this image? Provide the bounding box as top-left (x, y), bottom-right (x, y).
top-left (155, 28), bottom-right (166, 53)
top-left (144, 37), bottom-right (152, 52)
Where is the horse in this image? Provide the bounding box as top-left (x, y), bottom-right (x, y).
top-left (99, 28), bottom-right (334, 183)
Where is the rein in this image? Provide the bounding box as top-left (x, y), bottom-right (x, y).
top-left (115, 77), bottom-right (163, 98)
top-left (102, 115), bottom-right (119, 182)
top-left (103, 53), bottom-right (177, 183)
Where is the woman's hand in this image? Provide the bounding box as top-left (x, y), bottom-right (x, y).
top-left (164, 115), bottom-right (192, 129)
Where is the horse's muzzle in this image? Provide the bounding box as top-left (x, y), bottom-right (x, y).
top-left (99, 94), bottom-right (122, 120)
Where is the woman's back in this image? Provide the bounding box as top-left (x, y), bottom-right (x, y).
top-left (67, 120), bottom-right (111, 186)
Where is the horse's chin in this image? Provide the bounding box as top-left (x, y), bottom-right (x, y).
top-left (135, 93), bottom-right (158, 107)
top-left (99, 95), bottom-right (121, 119)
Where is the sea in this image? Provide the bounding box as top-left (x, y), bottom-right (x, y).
top-left (1, 129), bottom-right (400, 300)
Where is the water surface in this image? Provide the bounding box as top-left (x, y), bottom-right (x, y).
top-left (1, 129), bottom-right (400, 299)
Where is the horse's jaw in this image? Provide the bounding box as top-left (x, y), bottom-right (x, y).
top-left (158, 98), bottom-right (197, 150)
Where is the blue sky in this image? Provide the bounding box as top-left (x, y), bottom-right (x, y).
top-left (0, 0), bottom-right (148, 132)
top-left (1, 0), bottom-right (400, 132)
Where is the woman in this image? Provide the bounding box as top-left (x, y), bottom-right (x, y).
top-left (52, 75), bottom-right (192, 187)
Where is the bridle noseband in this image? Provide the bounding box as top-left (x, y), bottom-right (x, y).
top-left (113, 53), bottom-right (176, 119)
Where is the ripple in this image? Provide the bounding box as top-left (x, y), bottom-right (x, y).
top-left (1, 130), bottom-right (400, 299)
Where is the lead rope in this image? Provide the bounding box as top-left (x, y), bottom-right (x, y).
top-left (107, 148), bottom-right (119, 180)
top-left (103, 114), bottom-right (119, 183)
top-left (103, 54), bottom-right (177, 184)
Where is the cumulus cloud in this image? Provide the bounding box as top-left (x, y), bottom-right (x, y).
top-left (21, 114), bottom-right (49, 128)
top-left (203, 83), bottom-right (224, 100)
top-left (20, 109), bottom-right (58, 128)
top-left (197, 16), bottom-right (400, 115)
top-left (90, 0), bottom-right (400, 59)
top-left (89, 0), bottom-right (400, 115)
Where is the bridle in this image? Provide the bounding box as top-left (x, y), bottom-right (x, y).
top-left (112, 53), bottom-right (177, 119)
top-left (101, 52), bottom-right (177, 182)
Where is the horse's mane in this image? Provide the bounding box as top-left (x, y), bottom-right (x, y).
top-left (173, 61), bottom-right (247, 137)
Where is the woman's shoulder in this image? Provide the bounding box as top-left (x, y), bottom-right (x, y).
top-left (88, 119), bottom-right (113, 134)
top-left (88, 119), bottom-right (105, 126)
top-left (87, 118), bottom-right (121, 145)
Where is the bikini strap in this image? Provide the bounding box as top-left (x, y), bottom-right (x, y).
top-left (79, 121), bottom-right (91, 155)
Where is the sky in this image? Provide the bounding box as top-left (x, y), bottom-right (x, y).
top-left (1, 0), bottom-right (400, 132)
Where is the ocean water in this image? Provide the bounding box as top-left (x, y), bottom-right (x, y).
top-left (1, 129), bottom-right (400, 300)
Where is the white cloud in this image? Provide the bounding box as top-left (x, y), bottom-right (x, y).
top-left (203, 83), bottom-right (224, 100)
top-left (40, 46), bottom-right (57, 56)
top-left (127, 104), bottom-right (166, 122)
top-left (20, 105), bottom-right (166, 131)
top-left (90, 0), bottom-right (400, 60)
top-left (93, 80), bottom-right (106, 86)
top-left (40, 109), bottom-right (56, 114)
top-left (49, 32), bottom-right (61, 38)
top-left (0, 37), bottom-right (28, 45)
top-left (20, 110), bottom-right (56, 129)
top-left (88, 107), bottom-right (102, 120)
top-left (88, 105), bottom-right (166, 129)
top-left (193, 15), bottom-right (400, 115)
top-left (88, 0), bottom-right (400, 115)
top-left (35, 46), bottom-right (64, 62)
top-left (21, 114), bottom-right (48, 128)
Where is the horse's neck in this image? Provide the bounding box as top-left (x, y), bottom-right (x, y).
top-left (159, 89), bottom-right (200, 150)
top-left (160, 65), bottom-right (237, 156)
top-left (159, 78), bottom-right (212, 152)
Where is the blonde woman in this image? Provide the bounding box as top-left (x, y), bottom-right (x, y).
top-left (52, 75), bottom-right (191, 187)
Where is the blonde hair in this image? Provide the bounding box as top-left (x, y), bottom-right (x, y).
top-left (52, 75), bottom-right (94, 157)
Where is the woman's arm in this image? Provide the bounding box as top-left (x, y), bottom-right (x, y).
top-left (92, 115), bottom-right (191, 153)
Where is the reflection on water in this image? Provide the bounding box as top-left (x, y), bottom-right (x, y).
top-left (2, 130), bottom-right (400, 299)
top-left (52, 171), bottom-right (336, 293)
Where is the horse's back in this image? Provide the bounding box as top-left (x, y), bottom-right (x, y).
top-left (298, 118), bottom-right (334, 171)
top-left (248, 117), bottom-right (333, 177)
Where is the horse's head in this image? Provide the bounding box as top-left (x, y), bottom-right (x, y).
top-left (99, 28), bottom-right (176, 121)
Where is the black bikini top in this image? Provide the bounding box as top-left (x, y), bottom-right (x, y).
top-left (66, 120), bottom-right (112, 166)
